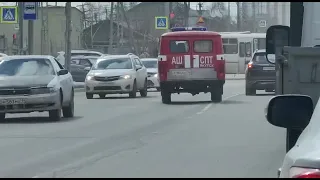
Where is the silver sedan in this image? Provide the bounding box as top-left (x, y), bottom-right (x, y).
top-left (0, 55), bottom-right (75, 121)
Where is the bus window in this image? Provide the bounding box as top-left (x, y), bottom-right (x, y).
top-left (239, 42), bottom-right (245, 57)
top-left (253, 38), bottom-right (266, 51)
top-left (245, 42), bottom-right (252, 57)
top-left (222, 38), bottom-right (238, 54)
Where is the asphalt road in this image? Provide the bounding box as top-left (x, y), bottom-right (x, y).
top-left (0, 80), bottom-right (286, 178)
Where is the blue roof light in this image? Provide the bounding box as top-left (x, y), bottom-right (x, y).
top-left (171, 27), bottom-right (207, 32)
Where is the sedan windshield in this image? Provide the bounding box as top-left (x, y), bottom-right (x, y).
top-left (142, 60), bottom-right (158, 68)
top-left (0, 58), bottom-right (55, 76)
top-left (92, 58), bottom-right (133, 70)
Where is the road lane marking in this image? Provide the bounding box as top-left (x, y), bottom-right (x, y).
top-left (196, 93), bottom-right (243, 115)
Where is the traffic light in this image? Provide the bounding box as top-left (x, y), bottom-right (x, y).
top-left (12, 34), bottom-right (17, 45)
top-left (169, 11), bottom-right (175, 29)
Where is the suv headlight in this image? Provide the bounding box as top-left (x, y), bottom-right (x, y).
top-left (120, 75), bottom-right (132, 79)
top-left (153, 73), bottom-right (158, 78)
top-left (31, 87), bottom-right (57, 94)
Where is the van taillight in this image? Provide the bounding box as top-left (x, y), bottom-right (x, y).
top-left (290, 167), bottom-right (320, 178)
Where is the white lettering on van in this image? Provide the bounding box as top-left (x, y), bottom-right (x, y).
top-left (199, 56), bottom-right (214, 68)
top-left (172, 56), bottom-right (183, 64)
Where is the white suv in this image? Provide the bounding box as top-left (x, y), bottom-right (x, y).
top-left (85, 54), bottom-right (148, 98)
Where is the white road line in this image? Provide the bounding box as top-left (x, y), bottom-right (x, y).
top-left (196, 93), bottom-right (243, 115)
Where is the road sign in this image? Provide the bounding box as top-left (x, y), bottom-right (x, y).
top-left (259, 20), bottom-right (267, 28)
top-left (0, 6), bottom-right (18, 24)
top-left (23, 2), bottom-right (38, 20)
top-left (155, 16), bottom-right (168, 30)
top-left (197, 16), bottom-right (205, 24)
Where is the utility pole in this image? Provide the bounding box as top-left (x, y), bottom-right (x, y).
top-left (228, 2), bottom-right (231, 31)
top-left (274, 2), bottom-right (279, 24)
top-left (198, 2), bottom-right (203, 16)
top-left (65, 2), bottom-right (72, 71)
top-left (108, 2), bottom-right (114, 54)
top-left (40, 2), bottom-right (49, 55)
top-left (168, 2), bottom-right (173, 30)
top-left (116, 2), bottom-right (120, 54)
top-left (28, 20), bottom-right (34, 55)
top-left (236, 2), bottom-right (241, 31)
top-left (252, 2), bottom-right (256, 33)
top-left (183, 2), bottom-right (189, 27)
top-left (18, 2), bottom-right (24, 55)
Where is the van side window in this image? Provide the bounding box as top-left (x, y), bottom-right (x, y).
top-left (194, 40), bottom-right (213, 53)
top-left (169, 40), bottom-right (189, 53)
top-left (222, 38), bottom-right (238, 54)
top-left (239, 42), bottom-right (246, 57)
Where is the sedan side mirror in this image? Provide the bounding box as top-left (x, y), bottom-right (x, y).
top-left (265, 95), bottom-right (313, 130)
top-left (58, 69), bottom-right (69, 76)
top-left (265, 25), bottom-right (290, 64)
top-left (84, 67), bottom-right (91, 71)
top-left (135, 65), bottom-right (142, 71)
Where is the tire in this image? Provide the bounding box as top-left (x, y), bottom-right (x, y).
top-left (62, 89), bottom-right (74, 118)
top-left (49, 92), bottom-right (62, 121)
top-left (99, 93), bottom-right (106, 98)
top-left (161, 90), bottom-right (171, 104)
top-left (211, 92), bottom-right (222, 103)
top-left (139, 79), bottom-right (148, 97)
top-left (0, 113), bottom-right (5, 121)
top-left (86, 93), bottom-right (93, 99)
top-left (129, 80), bottom-right (137, 98)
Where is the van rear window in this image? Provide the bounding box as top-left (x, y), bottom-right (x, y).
top-left (194, 40), bottom-right (213, 53)
top-left (169, 40), bottom-right (189, 53)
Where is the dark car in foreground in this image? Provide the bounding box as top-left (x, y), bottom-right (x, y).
top-left (70, 56), bottom-right (98, 82)
top-left (245, 49), bottom-right (276, 95)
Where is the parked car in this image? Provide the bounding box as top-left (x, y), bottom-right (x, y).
top-left (85, 54), bottom-right (148, 99)
top-left (71, 50), bottom-right (103, 57)
top-left (0, 55), bottom-right (75, 121)
top-left (70, 56), bottom-right (99, 82)
top-left (140, 58), bottom-right (160, 91)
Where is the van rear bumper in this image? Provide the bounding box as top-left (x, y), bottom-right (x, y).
top-left (160, 80), bottom-right (224, 94)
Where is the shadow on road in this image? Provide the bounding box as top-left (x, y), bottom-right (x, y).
top-left (169, 100), bottom-right (212, 105)
top-left (254, 93), bottom-right (276, 96)
top-left (0, 116), bottom-right (82, 124)
top-left (221, 100), bottom-right (247, 105)
top-left (93, 95), bottom-right (158, 100)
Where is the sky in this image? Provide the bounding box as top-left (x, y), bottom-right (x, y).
top-left (0, 2), bottom-right (238, 17)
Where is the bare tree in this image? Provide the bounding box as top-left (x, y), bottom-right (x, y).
top-left (120, 2), bottom-right (138, 54)
top-left (208, 2), bottom-right (227, 17)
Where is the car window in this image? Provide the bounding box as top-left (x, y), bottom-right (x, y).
top-left (135, 58), bottom-right (143, 66)
top-left (222, 38), bottom-right (238, 54)
top-left (0, 58), bottom-right (55, 76)
top-left (142, 60), bottom-right (158, 68)
top-left (71, 59), bottom-right (80, 65)
top-left (92, 58), bottom-right (133, 70)
top-left (169, 40), bottom-right (189, 53)
top-left (252, 53), bottom-right (269, 64)
top-left (79, 59), bottom-right (91, 67)
top-left (194, 40), bottom-right (213, 53)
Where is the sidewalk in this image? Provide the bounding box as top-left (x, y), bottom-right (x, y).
top-left (225, 74), bottom-right (245, 80)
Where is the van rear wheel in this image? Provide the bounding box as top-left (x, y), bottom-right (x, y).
top-left (211, 92), bottom-right (222, 103)
top-left (161, 90), bottom-right (171, 104)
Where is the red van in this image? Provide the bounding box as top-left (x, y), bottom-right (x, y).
top-left (158, 27), bottom-right (225, 104)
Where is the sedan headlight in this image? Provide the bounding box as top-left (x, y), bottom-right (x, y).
top-left (120, 75), bottom-right (132, 79)
top-left (86, 75), bottom-right (94, 81)
top-left (31, 87), bottom-right (57, 94)
top-left (153, 73), bottom-right (158, 78)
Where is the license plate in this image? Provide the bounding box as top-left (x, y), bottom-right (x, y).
top-left (263, 67), bottom-right (275, 71)
top-left (172, 70), bottom-right (191, 77)
top-left (0, 99), bottom-right (26, 105)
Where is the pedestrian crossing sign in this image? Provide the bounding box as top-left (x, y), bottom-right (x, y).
top-left (155, 16), bottom-right (168, 30)
top-left (0, 6), bottom-right (18, 24)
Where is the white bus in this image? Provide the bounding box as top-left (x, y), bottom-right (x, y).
top-left (220, 32), bottom-right (266, 74)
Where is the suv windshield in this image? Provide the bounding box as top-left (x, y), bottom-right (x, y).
top-left (142, 60), bottom-right (158, 68)
top-left (92, 58), bottom-right (133, 70)
top-left (0, 58), bottom-right (55, 76)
